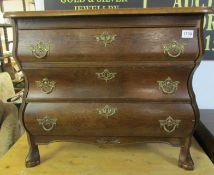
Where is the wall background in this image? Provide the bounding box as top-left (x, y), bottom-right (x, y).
top-left (193, 61), bottom-right (214, 109)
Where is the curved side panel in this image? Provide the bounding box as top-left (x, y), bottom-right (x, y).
top-left (11, 19), bottom-right (30, 135)
top-left (188, 14), bottom-right (205, 135)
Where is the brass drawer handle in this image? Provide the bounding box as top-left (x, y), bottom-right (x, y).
top-left (163, 40), bottom-right (184, 58)
top-left (95, 31), bottom-right (117, 47)
top-left (96, 69), bottom-right (117, 82)
top-left (96, 105), bottom-right (117, 118)
top-left (35, 78), bottom-right (56, 94)
top-left (157, 77), bottom-right (180, 94)
top-left (159, 116), bottom-right (181, 133)
top-left (96, 137), bottom-right (120, 144)
top-left (37, 116), bottom-right (57, 132)
top-left (30, 41), bottom-right (50, 59)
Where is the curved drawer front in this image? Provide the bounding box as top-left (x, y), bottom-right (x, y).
top-left (24, 103), bottom-right (195, 137)
top-left (25, 66), bottom-right (193, 101)
top-left (17, 27), bottom-right (199, 62)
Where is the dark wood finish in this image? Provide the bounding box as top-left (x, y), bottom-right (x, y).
top-left (24, 66), bottom-right (193, 101)
top-left (4, 7), bottom-right (212, 17)
top-left (178, 137), bottom-right (194, 170)
top-left (24, 102), bottom-right (194, 137)
top-left (25, 133), bottom-right (40, 168)
top-left (33, 136), bottom-right (186, 146)
top-left (16, 15), bottom-right (201, 30)
top-left (194, 110), bottom-right (214, 163)
top-left (6, 8), bottom-right (213, 169)
top-left (17, 28), bottom-right (199, 62)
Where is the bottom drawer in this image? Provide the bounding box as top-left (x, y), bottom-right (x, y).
top-left (24, 102), bottom-right (195, 137)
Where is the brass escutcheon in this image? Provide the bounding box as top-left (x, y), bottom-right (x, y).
top-left (95, 32), bottom-right (117, 47)
top-left (157, 77), bottom-right (180, 94)
top-left (159, 116), bottom-right (181, 133)
top-left (96, 69), bottom-right (117, 82)
top-left (96, 105), bottom-right (117, 118)
top-left (29, 41), bottom-right (50, 59)
top-left (37, 116), bottom-right (57, 132)
top-left (163, 40), bottom-right (184, 58)
top-left (35, 78), bottom-right (56, 94)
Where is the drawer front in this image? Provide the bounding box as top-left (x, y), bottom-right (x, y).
top-left (17, 27), bottom-right (199, 62)
top-left (24, 103), bottom-right (195, 137)
top-left (25, 66), bottom-right (193, 101)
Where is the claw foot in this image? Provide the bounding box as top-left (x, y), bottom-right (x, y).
top-left (25, 146), bottom-right (40, 168)
top-left (178, 149), bottom-right (194, 170)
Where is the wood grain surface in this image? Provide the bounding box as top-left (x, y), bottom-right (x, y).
top-left (24, 66), bottom-right (193, 101)
top-left (4, 7), bottom-right (213, 18)
top-left (7, 8), bottom-right (208, 169)
top-left (17, 28), bottom-right (199, 62)
top-left (24, 102), bottom-right (195, 137)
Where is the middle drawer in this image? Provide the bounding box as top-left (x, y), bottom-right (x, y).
top-left (25, 65), bottom-right (193, 101)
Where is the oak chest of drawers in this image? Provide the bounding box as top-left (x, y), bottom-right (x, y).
top-left (5, 7), bottom-right (212, 170)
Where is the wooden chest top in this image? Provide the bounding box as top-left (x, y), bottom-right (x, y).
top-left (4, 7), bottom-right (212, 17)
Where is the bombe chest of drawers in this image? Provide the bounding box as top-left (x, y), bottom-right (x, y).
top-left (5, 7), bottom-right (212, 170)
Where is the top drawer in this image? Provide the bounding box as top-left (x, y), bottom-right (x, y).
top-left (17, 27), bottom-right (199, 62)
